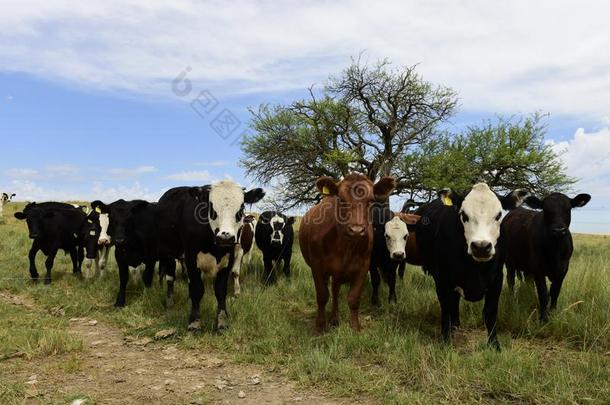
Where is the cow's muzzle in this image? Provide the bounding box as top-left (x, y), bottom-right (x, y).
top-left (215, 232), bottom-right (236, 246)
top-left (470, 241), bottom-right (493, 261)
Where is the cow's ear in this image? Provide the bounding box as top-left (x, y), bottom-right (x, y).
top-left (14, 212), bottom-right (26, 220)
top-left (524, 195), bottom-right (543, 209)
top-left (130, 200), bottom-right (149, 213)
top-left (501, 189), bottom-right (529, 210)
top-left (287, 217), bottom-right (295, 225)
top-left (373, 177), bottom-right (396, 202)
top-left (244, 188), bottom-right (265, 204)
top-left (438, 188), bottom-right (463, 208)
top-left (316, 177), bottom-right (338, 196)
top-left (11, 193), bottom-right (16, 197)
top-left (571, 193), bottom-right (591, 208)
top-left (91, 200), bottom-right (108, 214)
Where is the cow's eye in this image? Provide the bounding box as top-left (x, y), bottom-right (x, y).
top-left (495, 212), bottom-right (502, 221)
top-left (460, 212), bottom-right (469, 222)
top-left (403, 235), bottom-right (408, 240)
top-left (385, 234), bottom-right (390, 239)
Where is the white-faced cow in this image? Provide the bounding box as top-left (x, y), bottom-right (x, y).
top-left (501, 192), bottom-right (591, 322)
top-left (255, 211), bottom-right (295, 285)
top-left (156, 181), bottom-right (265, 331)
top-left (300, 173), bottom-right (396, 334)
top-left (230, 214), bottom-right (256, 296)
top-left (91, 199), bottom-right (158, 307)
top-left (369, 203), bottom-right (419, 305)
top-left (84, 211), bottom-right (112, 278)
top-left (14, 202), bottom-right (101, 284)
top-left (415, 184), bottom-right (527, 349)
top-left (0, 192), bottom-right (16, 218)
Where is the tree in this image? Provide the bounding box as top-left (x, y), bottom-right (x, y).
top-left (241, 57), bottom-right (458, 209)
top-left (401, 114), bottom-right (575, 199)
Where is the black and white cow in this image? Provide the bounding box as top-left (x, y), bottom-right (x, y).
top-left (230, 214), bottom-right (257, 295)
top-left (415, 184), bottom-right (527, 349)
top-left (14, 202), bottom-right (101, 284)
top-left (255, 211), bottom-right (294, 284)
top-left (0, 192), bottom-right (16, 218)
top-left (84, 210), bottom-right (112, 278)
top-left (91, 199), bottom-right (157, 307)
top-left (501, 192), bottom-right (591, 322)
top-left (370, 203), bottom-right (410, 305)
top-left (156, 181), bottom-right (265, 331)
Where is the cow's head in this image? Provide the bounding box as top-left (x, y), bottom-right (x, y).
top-left (203, 181), bottom-right (265, 247)
top-left (97, 213), bottom-right (111, 246)
top-left (316, 173), bottom-right (396, 239)
top-left (14, 203), bottom-right (52, 239)
top-left (1, 192), bottom-right (15, 204)
top-left (384, 216), bottom-right (409, 261)
top-left (91, 199), bottom-right (149, 246)
top-left (446, 183), bottom-right (528, 262)
top-left (80, 210), bottom-right (101, 259)
top-left (524, 192), bottom-right (591, 237)
top-left (260, 212), bottom-right (294, 247)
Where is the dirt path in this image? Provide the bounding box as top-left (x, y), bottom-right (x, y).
top-left (1, 292), bottom-right (365, 404)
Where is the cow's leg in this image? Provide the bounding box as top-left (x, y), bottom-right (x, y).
top-left (76, 245), bottom-right (85, 275)
top-left (99, 246), bottom-right (109, 276)
top-left (397, 261), bottom-right (406, 279)
top-left (114, 254), bottom-right (129, 307)
top-left (44, 250), bottom-right (58, 285)
top-left (282, 249), bottom-right (292, 279)
top-left (450, 291), bottom-right (461, 329)
top-left (435, 284), bottom-right (452, 343)
top-left (329, 278), bottom-right (341, 327)
top-left (483, 273), bottom-right (503, 351)
top-left (28, 240), bottom-right (40, 280)
top-left (549, 272), bottom-right (566, 311)
top-left (312, 272), bottom-right (329, 334)
top-left (232, 244), bottom-right (243, 296)
top-left (92, 250), bottom-right (101, 278)
top-left (347, 273), bottom-right (366, 331)
top-left (142, 260), bottom-right (155, 288)
top-left (185, 254), bottom-right (204, 331)
top-left (160, 258), bottom-right (176, 308)
top-left (370, 262), bottom-right (381, 306)
top-left (387, 265), bottom-right (397, 304)
top-left (69, 247), bottom-right (79, 275)
top-left (263, 255), bottom-right (275, 285)
top-left (214, 267), bottom-right (231, 331)
top-left (534, 274), bottom-right (549, 323)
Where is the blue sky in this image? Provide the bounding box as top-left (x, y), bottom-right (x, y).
top-left (1, 1), bottom-right (609, 233)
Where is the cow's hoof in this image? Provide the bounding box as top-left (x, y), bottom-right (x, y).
top-left (488, 340), bottom-right (501, 352)
top-left (216, 311), bottom-right (229, 331)
top-left (329, 318), bottom-right (339, 327)
top-left (188, 320), bottom-right (202, 332)
top-left (114, 301), bottom-right (125, 308)
top-left (166, 296), bottom-right (174, 309)
top-left (44, 278), bottom-right (51, 285)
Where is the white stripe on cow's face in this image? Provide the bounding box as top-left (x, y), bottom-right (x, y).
top-left (270, 215), bottom-right (285, 246)
top-left (208, 181), bottom-right (245, 245)
top-left (384, 216), bottom-right (408, 260)
top-left (459, 183), bottom-right (503, 262)
top-left (98, 213), bottom-right (111, 245)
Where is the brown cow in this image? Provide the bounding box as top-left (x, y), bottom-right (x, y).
top-left (231, 214), bottom-right (257, 296)
top-left (299, 173), bottom-right (396, 333)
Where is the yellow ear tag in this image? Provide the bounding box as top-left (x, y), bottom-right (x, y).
top-left (322, 186), bottom-right (330, 196)
top-left (95, 207), bottom-right (102, 213)
top-left (442, 196), bottom-right (453, 206)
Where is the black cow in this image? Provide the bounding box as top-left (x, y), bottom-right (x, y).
top-left (156, 181), bottom-right (264, 331)
top-left (255, 211), bottom-right (294, 284)
top-left (91, 199), bottom-right (157, 307)
top-left (416, 184), bottom-right (527, 349)
top-left (501, 192), bottom-right (591, 322)
top-left (14, 202), bottom-right (100, 284)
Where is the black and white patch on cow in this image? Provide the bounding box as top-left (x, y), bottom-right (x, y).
top-left (230, 215), bottom-right (256, 296)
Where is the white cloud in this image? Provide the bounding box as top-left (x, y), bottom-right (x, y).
top-left (106, 165), bottom-right (157, 178)
top-left (194, 160), bottom-right (230, 167)
top-left (1, 1), bottom-right (609, 121)
top-left (163, 170), bottom-right (220, 183)
top-left (5, 168), bottom-right (39, 179)
top-left (550, 127), bottom-right (610, 198)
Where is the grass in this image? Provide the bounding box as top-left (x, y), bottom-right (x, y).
top-left (1, 202), bottom-right (609, 403)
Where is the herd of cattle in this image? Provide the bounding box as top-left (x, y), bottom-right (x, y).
top-left (1, 175), bottom-right (590, 349)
